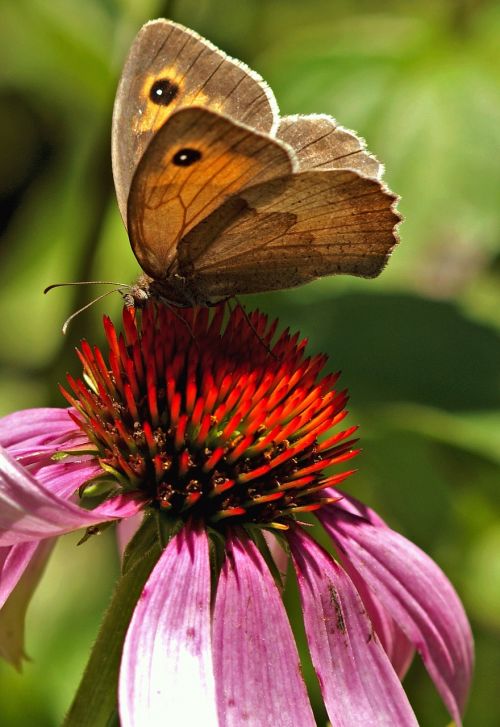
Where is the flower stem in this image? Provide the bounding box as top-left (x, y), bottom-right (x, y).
top-left (63, 515), bottom-right (162, 727)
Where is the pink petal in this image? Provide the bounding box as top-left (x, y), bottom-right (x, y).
top-left (0, 408), bottom-right (77, 449)
top-left (0, 446), bottom-right (116, 545)
top-left (341, 555), bottom-right (415, 679)
top-left (0, 541), bottom-right (48, 609)
top-left (92, 494), bottom-right (144, 519)
top-left (34, 460), bottom-right (102, 499)
top-left (212, 531), bottom-right (315, 727)
top-left (0, 406), bottom-right (97, 502)
top-left (320, 499), bottom-right (474, 726)
top-left (388, 624), bottom-right (416, 681)
top-left (119, 522), bottom-right (217, 727)
top-left (289, 527), bottom-right (419, 727)
top-left (11, 436), bottom-right (91, 466)
top-left (116, 513), bottom-right (144, 558)
top-left (0, 538), bottom-right (54, 668)
top-left (263, 529), bottom-right (289, 586)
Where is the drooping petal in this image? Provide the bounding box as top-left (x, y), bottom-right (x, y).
top-left (320, 498), bottom-right (473, 726)
top-left (0, 541), bottom-right (46, 608)
top-left (6, 446), bottom-right (141, 524)
top-left (0, 539), bottom-right (54, 668)
top-left (0, 408), bottom-right (77, 449)
top-left (119, 522), bottom-right (217, 727)
top-left (341, 554), bottom-right (415, 679)
top-left (212, 531), bottom-right (315, 727)
top-left (289, 527), bottom-right (419, 727)
top-left (388, 623), bottom-right (416, 681)
top-left (0, 446), bottom-right (116, 545)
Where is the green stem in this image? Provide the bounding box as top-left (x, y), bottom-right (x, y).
top-left (64, 516), bottom-right (161, 727)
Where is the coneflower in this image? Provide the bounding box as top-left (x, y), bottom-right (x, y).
top-left (0, 303), bottom-right (473, 726)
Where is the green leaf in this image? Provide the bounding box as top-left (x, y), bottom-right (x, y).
top-left (378, 404), bottom-right (500, 466)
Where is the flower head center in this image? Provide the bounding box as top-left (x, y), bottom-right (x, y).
top-left (62, 304), bottom-right (358, 529)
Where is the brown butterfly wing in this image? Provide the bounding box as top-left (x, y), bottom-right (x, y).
top-left (112, 19), bottom-right (279, 222)
top-left (277, 114), bottom-right (382, 178)
top-left (178, 170), bottom-right (400, 298)
top-left (126, 107), bottom-right (295, 280)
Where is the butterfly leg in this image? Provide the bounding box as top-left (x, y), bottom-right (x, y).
top-left (229, 297), bottom-right (277, 360)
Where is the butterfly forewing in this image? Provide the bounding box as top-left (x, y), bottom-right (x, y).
top-left (127, 107), bottom-right (295, 280)
top-left (112, 19), bottom-right (279, 222)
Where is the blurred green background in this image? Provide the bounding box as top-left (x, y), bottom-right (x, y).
top-left (0, 0), bottom-right (499, 724)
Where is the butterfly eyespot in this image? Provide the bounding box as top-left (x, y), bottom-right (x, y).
top-left (172, 148), bottom-right (202, 167)
top-left (149, 78), bottom-right (179, 106)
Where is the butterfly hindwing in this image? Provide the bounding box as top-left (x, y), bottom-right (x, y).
top-left (178, 169), bottom-right (400, 298)
top-left (277, 114), bottom-right (382, 178)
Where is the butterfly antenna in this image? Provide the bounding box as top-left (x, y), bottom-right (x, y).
top-left (44, 281), bottom-right (131, 294)
top-left (60, 289), bottom-right (126, 335)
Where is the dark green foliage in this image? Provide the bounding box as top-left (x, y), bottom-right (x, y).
top-left (0, 1), bottom-right (499, 724)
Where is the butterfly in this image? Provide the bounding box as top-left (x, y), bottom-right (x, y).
top-left (112, 19), bottom-right (401, 307)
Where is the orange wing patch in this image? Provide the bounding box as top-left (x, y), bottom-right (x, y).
top-left (134, 69), bottom-right (225, 136)
top-left (112, 20), bottom-right (279, 224)
top-left (134, 69), bottom-right (186, 135)
top-left (127, 107), bottom-right (294, 280)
